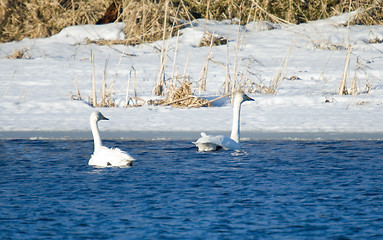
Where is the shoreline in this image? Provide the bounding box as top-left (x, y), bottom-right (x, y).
top-left (1, 131), bottom-right (382, 141)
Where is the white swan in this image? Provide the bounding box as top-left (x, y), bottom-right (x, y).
top-left (88, 111), bottom-right (134, 167)
top-left (194, 92), bottom-right (254, 151)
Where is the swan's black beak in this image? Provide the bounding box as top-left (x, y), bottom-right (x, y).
top-left (100, 114), bottom-right (109, 121)
top-left (246, 95), bottom-right (254, 101)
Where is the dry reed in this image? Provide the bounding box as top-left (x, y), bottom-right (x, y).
top-left (198, 32), bottom-right (216, 94)
top-left (125, 66), bottom-right (145, 107)
top-left (149, 80), bottom-right (211, 108)
top-left (338, 46), bottom-right (352, 95)
top-left (153, 0), bottom-right (170, 96)
top-left (338, 2), bottom-right (352, 96)
top-left (91, 52), bottom-right (97, 106)
top-left (71, 53), bottom-right (116, 107)
top-left (266, 41), bottom-right (293, 94)
top-left (2, 68), bottom-right (17, 97)
top-left (350, 72), bottom-right (358, 96)
top-left (0, 0), bottom-right (108, 43)
top-left (70, 75), bottom-right (82, 100)
top-left (99, 58), bottom-right (116, 107)
top-left (1, 0), bottom-right (381, 44)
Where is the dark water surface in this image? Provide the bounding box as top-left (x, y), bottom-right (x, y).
top-left (0, 140), bottom-right (382, 239)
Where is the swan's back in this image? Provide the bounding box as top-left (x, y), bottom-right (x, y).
top-left (195, 132), bottom-right (240, 151)
top-left (89, 146), bottom-right (134, 167)
top-left (88, 111), bottom-right (135, 167)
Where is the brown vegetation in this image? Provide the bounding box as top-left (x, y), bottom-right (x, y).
top-left (6, 48), bottom-right (31, 59)
top-left (0, 0), bottom-right (382, 43)
top-left (149, 80), bottom-right (211, 108)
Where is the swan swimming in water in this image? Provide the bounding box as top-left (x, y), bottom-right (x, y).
top-left (194, 92), bottom-right (254, 151)
top-left (88, 111), bottom-right (134, 167)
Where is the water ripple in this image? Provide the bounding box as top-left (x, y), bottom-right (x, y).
top-left (0, 139), bottom-right (382, 239)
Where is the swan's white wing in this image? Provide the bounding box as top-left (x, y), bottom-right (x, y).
top-left (89, 146), bottom-right (134, 167)
top-left (194, 132), bottom-right (240, 151)
top-left (218, 136), bottom-right (240, 150)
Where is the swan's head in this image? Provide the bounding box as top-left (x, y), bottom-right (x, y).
top-left (90, 111), bottom-right (109, 122)
top-left (235, 92), bottom-right (254, 104)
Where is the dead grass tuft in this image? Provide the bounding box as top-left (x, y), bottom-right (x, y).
top-left (356, 101), bottom-right (370, 105)
top-left (6, 48), bottom-right (32, 59)
top-left (366, 37), bottom-right (383, 44)
top-left (199, 32), bottom-right (228, 47)
top-left (149, 80), bottom-right (211, 108)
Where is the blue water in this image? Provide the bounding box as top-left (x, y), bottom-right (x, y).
top-left (0, 139), bottom-right (382, 239)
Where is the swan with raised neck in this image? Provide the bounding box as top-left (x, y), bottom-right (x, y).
top-left (194, 92), bottom-right (254, 151)
top-left (88, 111), bottom-right (134, 167)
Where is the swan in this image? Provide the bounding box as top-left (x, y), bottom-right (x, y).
top-left (88, 111), bottom-right (134, 167)
top-left (194, 92), bottom-right (254, 151)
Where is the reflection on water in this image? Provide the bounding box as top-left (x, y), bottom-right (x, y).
top-left (0, 139), bottom-right (382, 239)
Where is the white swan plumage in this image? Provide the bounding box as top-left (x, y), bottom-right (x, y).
top-left (88, 111), bottom-right (134, 167)
top-left (194, 92), bottom-right (254, 151)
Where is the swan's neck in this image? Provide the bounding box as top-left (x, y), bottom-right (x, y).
top-left (230, 100), bottom-right (242, 143)
top-left (91, 119), bottom-right (102, 152)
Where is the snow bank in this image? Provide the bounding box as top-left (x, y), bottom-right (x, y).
top-left (0, 12), bottom-right (382, 140)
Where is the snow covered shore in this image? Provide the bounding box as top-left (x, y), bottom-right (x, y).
top-left (1, 12), bottom-right (382, 140)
